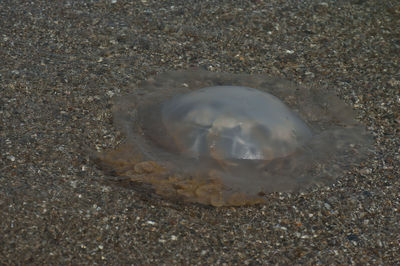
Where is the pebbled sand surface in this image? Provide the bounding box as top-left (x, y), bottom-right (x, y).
top-left (1, 0), bottom-right (399, 264)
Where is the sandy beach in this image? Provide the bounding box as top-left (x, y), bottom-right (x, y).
top-left (1, 0), bottom-right (399, 264)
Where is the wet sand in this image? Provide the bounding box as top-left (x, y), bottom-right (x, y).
top-left (1, 0), bottom-right (399, 264)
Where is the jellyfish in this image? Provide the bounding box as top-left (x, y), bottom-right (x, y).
top-left (93, 69), bottom-right (373, 206)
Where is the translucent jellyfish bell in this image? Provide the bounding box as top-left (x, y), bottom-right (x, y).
top-left (161, 86), bottom-right (313, 161)
top-left (94, 70), bottom-right (373, 206)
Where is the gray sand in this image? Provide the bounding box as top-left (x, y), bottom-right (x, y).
top-left (1, 0), bottom-right (399, 264)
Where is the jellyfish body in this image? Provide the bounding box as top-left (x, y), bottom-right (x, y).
top-left (95, 70), bottom-right (373, 206)
top-left (161, 86), bottom-right (313, 161)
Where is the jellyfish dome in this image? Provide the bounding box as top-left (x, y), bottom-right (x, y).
top-left (161, 86), bottom-right (313, 161)
top-left (94, 70), bottom-right (373, 206)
